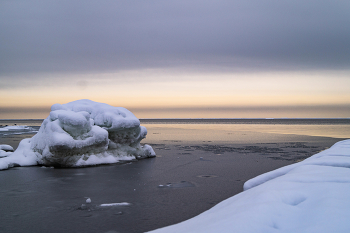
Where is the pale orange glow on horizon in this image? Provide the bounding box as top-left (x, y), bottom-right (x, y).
top-left (1, 69), bottom-right (350, 119)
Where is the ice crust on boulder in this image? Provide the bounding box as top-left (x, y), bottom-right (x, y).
top-left (0, 100), bottom-right (155, 170)
top-left (149, 139), bottom-right (350, 233)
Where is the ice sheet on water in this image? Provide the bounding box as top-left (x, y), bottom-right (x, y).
top-left (0, 125), bottom-right (33, 131)
top-left (149, 139), bottom-right (350, 233)
top-left (0, 125), bottom-right (38, 136)
top-left (0, 99), bottom-right (155, 170)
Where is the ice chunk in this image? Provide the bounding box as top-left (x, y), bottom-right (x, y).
top-left (99, 202), bottom-right (130, 207)
top-left (86, 198), bottom-right (91, 203)
top-left (0, 99), bottom-right (155, 170)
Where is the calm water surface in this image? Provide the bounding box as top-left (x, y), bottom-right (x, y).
top-left (0, 119), bottom-right (349, 233)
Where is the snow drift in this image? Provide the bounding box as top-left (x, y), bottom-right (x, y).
top-left (0, 99), bottom-right (155, 170)
top-left (149, 139), bottom-right (350, 233)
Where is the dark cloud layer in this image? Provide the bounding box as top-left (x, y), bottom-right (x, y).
top-left (1, 0), bottom-right (349, 75)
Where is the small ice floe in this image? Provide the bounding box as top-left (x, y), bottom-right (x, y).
top-left (0, 125), bottom-right (34, 132)
top-left (86, 198), bottom-right (91, 203)
top-left (99, 202), bottom-right (131, 207)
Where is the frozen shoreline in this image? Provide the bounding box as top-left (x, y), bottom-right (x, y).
top-left (149, 139), bottom-right (350, 233)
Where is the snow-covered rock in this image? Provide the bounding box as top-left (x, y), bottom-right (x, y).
top-left (0, 99), bottom-right (155, 170)
top-left (149, 139), bottom-right (350, 233)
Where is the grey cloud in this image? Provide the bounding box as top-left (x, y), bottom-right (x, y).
top-left (1, 0), bottom-right (350, 75)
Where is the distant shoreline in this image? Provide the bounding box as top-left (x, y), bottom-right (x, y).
top-left (1, 118), bottom-right (350, 125)
top-left (139, 118), bottom-right (350, 125)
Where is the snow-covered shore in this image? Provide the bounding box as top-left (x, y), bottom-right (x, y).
top-left (0, 100), bottom-right (155, 170)
top-left (149, 139), bottom-right (350, 233)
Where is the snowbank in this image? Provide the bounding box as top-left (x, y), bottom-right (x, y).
top-left (0, 100), bottom-right (155, 170)
top-left (149, 139), bottom-right (350, 233)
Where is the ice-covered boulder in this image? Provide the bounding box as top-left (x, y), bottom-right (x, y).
top-left (0, 100), bottom-right (155, 169)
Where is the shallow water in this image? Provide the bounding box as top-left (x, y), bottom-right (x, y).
top-left (0, 119), bottom-right (349, 233)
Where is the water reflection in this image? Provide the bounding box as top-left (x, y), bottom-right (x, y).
top-left (142, 123), bottom-right (350, 145)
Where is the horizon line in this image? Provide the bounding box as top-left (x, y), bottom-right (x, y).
top-left (1, 117), bottom-right (350, 121)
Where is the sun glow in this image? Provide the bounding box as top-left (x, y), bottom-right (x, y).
top-left (1, 69), bottom-right (350, 118)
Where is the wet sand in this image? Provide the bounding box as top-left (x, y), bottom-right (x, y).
top-left (0, 123), bottom-right (347, 233)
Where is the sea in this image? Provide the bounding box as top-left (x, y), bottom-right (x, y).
top-left (0, 118), bottom-right (350, 233)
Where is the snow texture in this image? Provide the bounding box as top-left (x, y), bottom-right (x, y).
top-left (149, 139), bottom-right (350, 233)
top-left (0, 100), bottom-right (155, 170)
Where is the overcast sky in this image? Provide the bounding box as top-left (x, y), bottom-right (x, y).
top-left (1, 1), bottom-right (350, 118)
